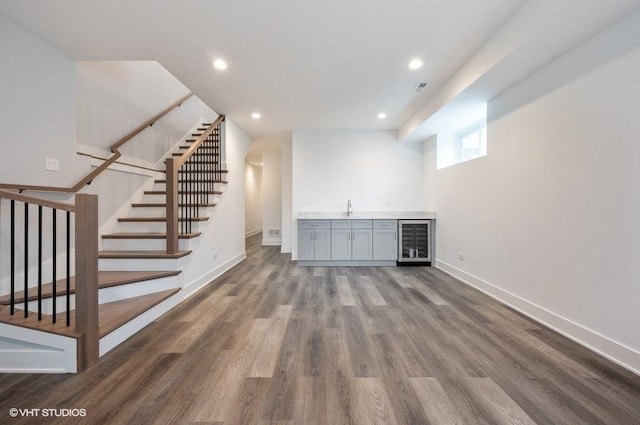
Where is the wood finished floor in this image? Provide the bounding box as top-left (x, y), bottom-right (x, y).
top-left (1, 233), bottom-right (639, 424)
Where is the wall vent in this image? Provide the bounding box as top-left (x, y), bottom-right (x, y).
top-left (412, 82), bottom-right (428, 93)
top-left (268, 228), bottom-right (281, 236)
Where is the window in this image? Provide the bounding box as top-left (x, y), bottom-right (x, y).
top-left (456, 121), bottom-right (487, 163)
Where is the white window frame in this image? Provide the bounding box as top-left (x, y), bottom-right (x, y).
top-left (455, 121), bottom-right (487, 163)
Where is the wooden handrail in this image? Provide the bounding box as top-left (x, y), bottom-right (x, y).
top-left (0, 93), bottom-right (194, 193)
top-left (0, 190), bottom-right (76, 212)
top-left (174, 115), bottom-right (225, 167)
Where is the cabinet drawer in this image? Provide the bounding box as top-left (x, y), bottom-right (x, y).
top-left (352, 220), bottom-right (372, 229)
top-left (374, 220), bottom-right (397, 229)
top-left (299, 220), bottom-right (330, 229)
top-left (331, 220), bottom-right (351, 229)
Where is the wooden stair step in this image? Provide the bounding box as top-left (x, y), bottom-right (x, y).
top-left (172, 152), bottom-right (219, 157)
top-left (132, 202), bottom-right (218, 207)
top-left (164, 159), bottom-right (219, 164)
top-left (102, 232), bottom-right (201, 240)
top-left (178, 169), bottom-right (228, 174)
top-left (154, 179), bottom-right (227, 185)
top-left (0, 271), bottom-right (180, 305)
top-left (98, 288), bottom-right (180, 337)
top-left (179, 145), bottom-right (219, 149)
top-left (0, 304), bottom-right (79, 338)
top-left (118, 217), bottom-right (210, 223)
top-left (0, 287), bottom-right (180, 339)
top-left (144, 190), bottom-right (223, 195)
top-left (98, 250), bottom-right (191, 259)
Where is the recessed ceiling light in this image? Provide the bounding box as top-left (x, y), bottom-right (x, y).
top-left (213, 59), bottom-right (227, 70)
top-left (251, 112), bottom-right (261, 119)
top-left (408, 58), bottom-right (423, 70)
top-left (377, 112), bottom-right (387, 119)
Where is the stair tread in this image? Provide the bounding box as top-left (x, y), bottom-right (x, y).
top-left (99, 250), bottom-right (192, 259)
top-left (102, 232), bottom-right (201, 239)
top-left (177, 169), bottom-right (229, 173)
top-left (153, 179), bottom-right (227, 185)
top-left (179, 145), bottom-right (219, 149)
top-left (132, 202), bottom-right (218, 207)
top-left (118, 217), bottom-right (209, 222)
top-left (98, 288), bottom-right (180, 337)
top-left (144, 190), bottom-right (223, 195)
top-left (0, 271), bottom-right (180, 305)
top-left (0, 288), bottom-right (180, 339)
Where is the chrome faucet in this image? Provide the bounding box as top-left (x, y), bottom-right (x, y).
top-left (347, 199), bottom-right (353, 217)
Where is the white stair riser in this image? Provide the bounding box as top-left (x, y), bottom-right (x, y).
top-left (99, 257), bottom-right (188, 272)
top-left (98, 275), bottom-right (180, 304)
top-left (143, 193), bottom-right (220, 204)
top-left (116, 220), bottom-right (207, 233)
top-left (102, 237), bottom-right (191, 251)
top-left (130, 205), bottom-right (214, 218)
top-left (12, 275), bottom-right (180, 314)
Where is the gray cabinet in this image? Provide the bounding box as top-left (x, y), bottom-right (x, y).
top-left (331, 220), bottom-right (372, 261)
top-left (352, 221), bottom-right (373, 260)
top-left (331, 220), bottom-right (352, 260)
top-left (298, 220), bottom-right (330, 260)
top-left (373, 220), bottom-right (398, 260)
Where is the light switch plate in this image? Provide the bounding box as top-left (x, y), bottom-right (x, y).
top-left (46, 157), bottom-right (59, 171)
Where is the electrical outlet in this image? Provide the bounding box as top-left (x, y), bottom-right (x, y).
top-left (213, 252), bottom-right (218, 259)
top-left (46, 157), bottom-right (59, 171)
top-left (458, 254), bottom-right (465, 261)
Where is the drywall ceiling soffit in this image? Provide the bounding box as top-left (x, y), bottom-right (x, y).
top-left (0, 0), bottom-right (524, 138)
top-left (399, 0), bottom-right (640, 143)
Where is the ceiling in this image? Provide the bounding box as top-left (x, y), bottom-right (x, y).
top-left (0, 0), bottom-right (638, 141)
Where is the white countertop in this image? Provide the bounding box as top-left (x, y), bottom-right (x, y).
top-left (297, 211), bottom-right (436, 220)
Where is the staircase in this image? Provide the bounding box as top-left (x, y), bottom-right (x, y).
top-left (0, 117), bottom-right (230, 373)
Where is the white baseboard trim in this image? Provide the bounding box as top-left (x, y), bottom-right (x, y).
top-left (182, 251), bottom-right (247, 299)
top-left (245, 228), bottom-right (262, 238)
top-left (436, 259), bottom-right (640, 376)
top-left (281, 245), bottom-right (292, 254)
top-left (262, 237), bottom-right (281, 246)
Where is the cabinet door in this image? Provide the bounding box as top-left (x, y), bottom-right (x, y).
top-left (298, 229), bottom-right (315, 261)
top-left (373, 228), bottom-right (397, 260)
top-left (331, 229), bottom-right (352, 260)
top-left (314, 229), bottom-right (331, 260)
top-left (352, 229), bottom-right (373, 260)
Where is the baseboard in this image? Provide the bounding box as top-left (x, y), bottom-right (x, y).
top-left (281, 245), bottom-right (292, 254)
top-left (262, 237), bottom-right (281, 246)
top-left (245, 228), bottom-right (262, 238)
top-left (436, 259), bottom-right (640, 376)
top-left (182, 251), bottom-right (247, 299)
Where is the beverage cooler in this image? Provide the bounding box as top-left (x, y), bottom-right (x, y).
top-left (397, 220), bottom-right (432, 266)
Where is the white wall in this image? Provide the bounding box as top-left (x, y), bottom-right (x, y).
top-left (261, 151), bottom-right (282, 246)
top-left (424, 12), bottom-right (640, 374)
top-left (292, 129), bottom-right (424, 257)
top-left (281, 137), bottom-right (293, 253)
top-left (180, 118), bottom-right (251, 296)
top-left (0, 17), bottom-right (89, 188)
top-left (77, 61), bottom-right (216, 167)
top-left (245, 163), bottom-right (263, 237)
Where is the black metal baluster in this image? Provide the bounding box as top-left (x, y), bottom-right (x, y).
top-left (66, 211), bottom-right (70, 327)
top-left (52, 208), bottom-right (57, 323)
top-left (38, 205), bottom-right (42, 321)
top-left (10, 200), bottom-right (15, 315)
top-left (24, 203), bottom-right (28, 318)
